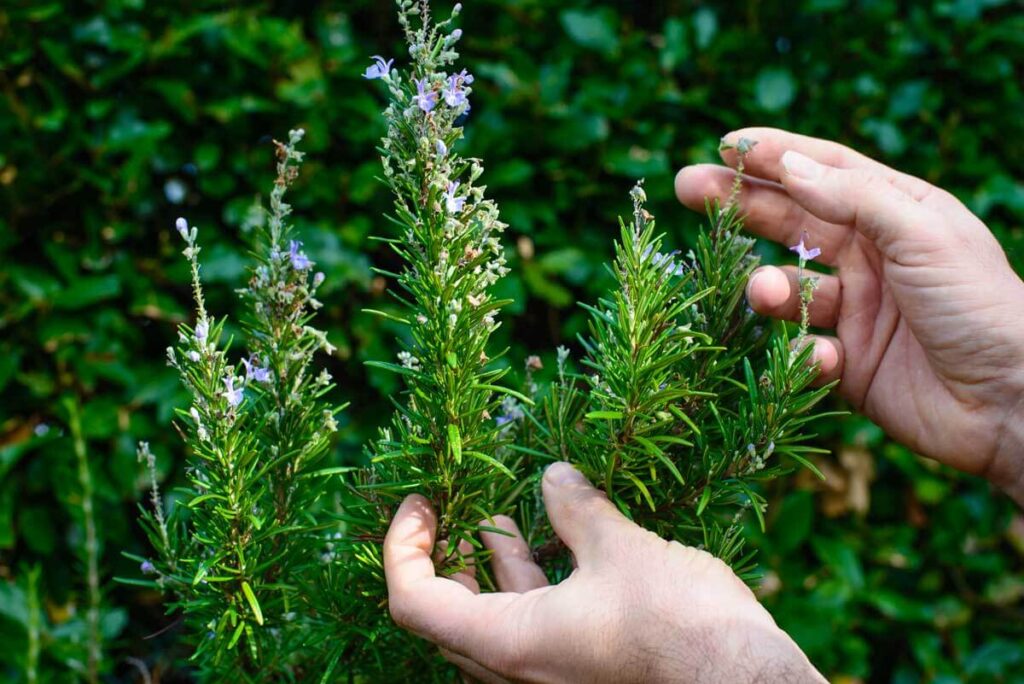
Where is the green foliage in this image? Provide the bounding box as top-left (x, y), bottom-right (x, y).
top-left (1, 1), bottom-right (1022, 682)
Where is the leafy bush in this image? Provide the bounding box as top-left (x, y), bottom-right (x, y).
top-left (1, 0), bottom-right (1022, 682)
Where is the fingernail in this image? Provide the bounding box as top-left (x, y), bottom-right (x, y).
top-left (746, 268), bottom-right (765, 301)
top-left (781, 150), bottom-right (823, 181)
top-left (544, 462), bottom-right (584, 487)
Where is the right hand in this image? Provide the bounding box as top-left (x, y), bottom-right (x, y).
top-left (675, 128), bottom-right (1024, 504)
top-left (385, 462), bottom-right (823, 683)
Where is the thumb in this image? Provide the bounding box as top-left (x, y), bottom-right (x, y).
top-left (778, 150), bottom-right (939, 259)
top-left (541, 462), bottom-right (632, 567)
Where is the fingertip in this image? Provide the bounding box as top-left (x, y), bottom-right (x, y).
top-left (543, 461), bottom-right (589, 489)
top-left (746, 266), bottom-right (792, 312)
top-left (811, 338), bottom-right (839, 372)
top-left (394, 494), bottom-right (437, 530)
top-left (674, 164), bottom-right (724, 210)
top-left (803, 335), bottom-right (844, 385)
top-left (483, 514), bottom-right (519, 534)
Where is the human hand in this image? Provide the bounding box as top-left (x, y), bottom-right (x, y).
top-left (384, 462), bottom-right (824, 683)
top-left (675, 128), bottom-right (1024, 504)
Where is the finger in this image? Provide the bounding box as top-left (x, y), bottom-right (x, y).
top-left (479, 516), bottom-right (549, 593)
top-left (720, 127), bottom-right (934, 200)
top-left (436, 538), bottom-right (479, 593)
top-left (777, 151), bottom-right (939, 260)
top-left (384, 495), bottom-right (522, 657)
top-left (747, 265), bottom-right (841, 328)
top-left (795, 334), bottom-right (844, 385)
top-left (674, 164), bottom-right (848, 264)
top-left (541, 462), bottom-right (632, 568)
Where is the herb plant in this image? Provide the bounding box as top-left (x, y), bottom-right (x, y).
top-left (132, 130), bottom-right (347, 681)
top-left (136, 2), bottom-right (829, 679)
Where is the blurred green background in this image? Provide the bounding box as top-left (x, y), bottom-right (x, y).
top-left (1, 0), bottom-right (1023, 681)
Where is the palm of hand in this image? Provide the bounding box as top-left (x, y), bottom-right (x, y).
top-left (832, 215), bottom-right (1024, 479)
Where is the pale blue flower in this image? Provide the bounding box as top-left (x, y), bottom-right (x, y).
top-left (363, 55), bottom-right (393, 80)
top-left (242, 358), bottom-right (272, 383)
top-left (195, 319), bottom-right (208, 342)
top-left (444, 182), bottom-right (466, 213)
top-left (790, 233), bottom-right (821, 261)
top-left (289, 240), bottom-right (312, 270)
top-left (175, 217), bottom-right (189, 240)
top-left (413, 78), bottom-right (438, 113)
top-left (645, 247), bottom-right (686, 276)
top-left (443, 75), bottom-right (469, 109)
top-left (222, 375), bottom-right (244, 407)
top-left (140, 560), bottom-right (156, 574)
top-left (436, 139), bottom-right (448, 157)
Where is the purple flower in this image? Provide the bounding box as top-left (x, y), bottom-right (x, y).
top-left (436, 139), bottom-right (448, 157)
top-left (363, 55), bottom-right (393, 80)
top-left (443, 75), bottom-right (469, 109)
top-left (242, 358), bottom-right (272, 384)
top-left (450, 29), bottom-right (463, 41)
top-left (195, 319), bottom-right (208, 342)
top-left (413, 78), bottom-right (438, 113)
top-left (444, 182), bottom-right (466, 214)
top-left (140, 560), bottom-right (156, 575)
top-left (495, 415), bottom-right (514, 427)
top-left (175, 217), bottom-right (189, 240)
top-left (790, 233), bottom-right (821, 262)
top-left (222, 375), bottom-right (244, 407)
top-left (289, 240), bottom-right (312, 270)
top-left (457, 68), bottom-right (475, 85)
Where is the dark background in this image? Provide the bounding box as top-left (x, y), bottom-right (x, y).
top-left (1, 0), bottom-right (1023, 681)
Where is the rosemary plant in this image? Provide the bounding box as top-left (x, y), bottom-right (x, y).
top-left (132, 130), bottom-right (346, 681)
top-left (535, 144), bottom-right (831, 579)
top-left (135, 3), bottom-right (830, 679)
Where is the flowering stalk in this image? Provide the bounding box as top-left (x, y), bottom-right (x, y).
top-left (355, 0), bottom-right (520, 565)
top-left (135, 130), bottom-right (345, 681)
top-left (331, 2), bottom-right (531, 674)
top-left (789, 232), bottom-right (822, 339)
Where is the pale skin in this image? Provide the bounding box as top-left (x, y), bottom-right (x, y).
top-left (384, 128), bottom-right (1024, 682)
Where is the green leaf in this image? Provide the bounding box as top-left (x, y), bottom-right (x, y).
top-left (448, 424), bottom-right (462, 465)
top-left (462, 450), bottom-right (515, 479)
top-left (586, 410), bottom-right (623, 420)
top-left (241, 581), bottom-right (264, 626)
top-left (621, 471), bottom-right (656, 512)
top-left (696, 486), bottom-right (712, 516)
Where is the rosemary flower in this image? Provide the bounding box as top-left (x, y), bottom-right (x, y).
top-left (363, 55), bottom-right (393, 80)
